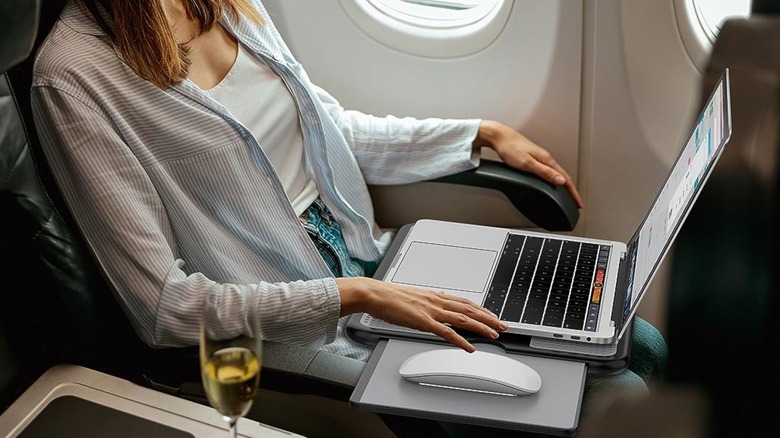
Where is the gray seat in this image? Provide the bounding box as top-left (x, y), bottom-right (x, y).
top-left (0, 0), bottom-right (580, 430)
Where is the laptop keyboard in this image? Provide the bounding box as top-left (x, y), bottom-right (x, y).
top-left (483, 235), bottom-right (611, 332)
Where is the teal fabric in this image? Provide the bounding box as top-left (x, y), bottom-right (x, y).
top-left (582, 317), bottom-right (668, 413)
top-left (302, 197), bottom-right (378, 279)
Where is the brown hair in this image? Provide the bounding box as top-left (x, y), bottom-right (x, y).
top-left (77, 0), bottom-right (264, 89)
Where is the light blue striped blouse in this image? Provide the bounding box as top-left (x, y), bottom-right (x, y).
top-left (30, 0), bottom-right (481, 353)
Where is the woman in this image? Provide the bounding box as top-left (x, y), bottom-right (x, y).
top-left (31, 0), bottom-right (664, 432)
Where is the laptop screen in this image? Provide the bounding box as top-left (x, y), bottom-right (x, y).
top-left (618, 70), bottom-right (732, 338)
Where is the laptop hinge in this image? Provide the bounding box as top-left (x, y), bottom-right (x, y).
top-left (610, 249), bottom-right (630, 333)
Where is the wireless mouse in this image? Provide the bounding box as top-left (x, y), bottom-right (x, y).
top-left (398, 348), bottom-right (542, 396)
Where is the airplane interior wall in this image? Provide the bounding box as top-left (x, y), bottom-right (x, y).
top-left (262, 0), bottom-right (706, 335)
top-left (583, 0), bottom-right (701, 333)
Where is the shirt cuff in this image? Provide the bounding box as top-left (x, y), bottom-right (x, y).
top-left (465, 118), bottom-right (482, 168)
top-left (321, 277), bottom-right (343, 344)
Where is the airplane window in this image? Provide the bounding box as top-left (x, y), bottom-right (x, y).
top-left (339, 0), bottom-right (511, 57)
top-left (693, 0), bottom-right (751, 43)
top-left (675, 0), bottom-right (751, 72)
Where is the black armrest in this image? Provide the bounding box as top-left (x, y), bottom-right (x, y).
top-left (432, 160), bottom-right (580, 231)
top-left (140, 342), bottom-right (363, 403)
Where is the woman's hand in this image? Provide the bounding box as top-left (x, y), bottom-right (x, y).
top-left (336, 277), bottom-right (508, 353)
top-left (474, 120), bottom-right (584, 208)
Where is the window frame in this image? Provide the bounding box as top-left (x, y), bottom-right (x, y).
top-left (673, 0), bottom-right (751, 73)
top-left (366, 0), bottom-right (500, 28)
top-left (338, 0), bottom-right (513, 58)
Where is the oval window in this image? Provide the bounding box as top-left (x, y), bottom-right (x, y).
top-left (693, 0), bottom-right (751, 43)
top-left (367, 0), bottom-right (501, 28)
top-left (674, 0), bottom-right (751, 72)
top-left (339, 0), bottom-right (512, 58)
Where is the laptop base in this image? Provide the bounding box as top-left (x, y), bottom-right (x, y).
top-left (346, 224), bottom-right (632, 375)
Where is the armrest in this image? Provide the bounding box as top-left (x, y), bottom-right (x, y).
top-left (142, 342), bottom-right (364, 403)
top-left (432, 160), bottom-right (580, 231)
top-left (259, 341), bottom-right (364, 400)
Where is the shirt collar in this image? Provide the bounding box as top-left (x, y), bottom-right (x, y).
top-left (59, 0), bottom-right (110, 37)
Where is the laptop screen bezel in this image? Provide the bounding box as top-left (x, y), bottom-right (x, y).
top-left (616, 69), bottom-right (732, 339)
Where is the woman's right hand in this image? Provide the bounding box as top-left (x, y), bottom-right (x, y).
top-left (336, 277), bottom-right (508, 353)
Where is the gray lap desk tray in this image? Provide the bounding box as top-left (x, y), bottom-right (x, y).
top-left (350, 338), bottom-right (587, 436)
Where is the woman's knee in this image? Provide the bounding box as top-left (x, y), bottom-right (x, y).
top-left (582, 370), bottom-right (648, 419)
top-left (628, 317), bottom-right (669, 381)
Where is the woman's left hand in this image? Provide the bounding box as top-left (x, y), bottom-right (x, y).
top-left (473, 120), bottom-right (584, 208)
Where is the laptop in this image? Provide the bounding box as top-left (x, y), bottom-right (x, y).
top-left (349, 69), bottom-right (732, 354)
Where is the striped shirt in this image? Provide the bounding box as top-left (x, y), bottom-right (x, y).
top-left (30, 0), bottom-right (481, 352)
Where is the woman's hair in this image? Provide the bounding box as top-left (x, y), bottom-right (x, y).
top-left (76, 0), bottom-right (264, 89)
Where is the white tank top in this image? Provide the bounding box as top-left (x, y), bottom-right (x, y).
top-left (204, 43), bottom-right (319, 216)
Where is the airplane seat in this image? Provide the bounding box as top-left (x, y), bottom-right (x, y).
top-left (0, 0), bottom-right (184, 410)
top-left (0, 0), bottom-right (580, 432)
top-left (665, 3), bottom-right (780, 435)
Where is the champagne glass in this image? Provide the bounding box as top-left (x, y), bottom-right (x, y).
top-left (200, 293), bottom-right (263, 438)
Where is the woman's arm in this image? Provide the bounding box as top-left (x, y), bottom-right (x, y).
top-left (313, 85), bottom-right (582, 206)
top-left (31, 85), bottom-right (503, 352)
top-left (337, 277), bottom-right (506, 352)
top-left (31, 85), bottom-right (342, 348)
top-left (312, 84), bottom-right (481, 185)
top-left (473, 120), bottom-right (583, 208)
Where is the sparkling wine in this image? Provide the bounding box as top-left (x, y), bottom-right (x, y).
top-left (202, 346), bottom-right (261, 418)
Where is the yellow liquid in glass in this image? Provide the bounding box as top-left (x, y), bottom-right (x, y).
top-left (202, 346), bottom-right (261, 418)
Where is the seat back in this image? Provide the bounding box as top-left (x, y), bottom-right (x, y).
top-left (0, 0), bottom-right (197, 410)
top-left (665, 11), bottom-right (780, 436)
top-left (0, 0), bottom-right (369, 414)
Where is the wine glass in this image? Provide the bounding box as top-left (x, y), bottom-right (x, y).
top-left (200, 293), bottom-right (263, 438)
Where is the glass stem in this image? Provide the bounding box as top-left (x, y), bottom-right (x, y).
top-left (224, 416), bottom-right (238, 438)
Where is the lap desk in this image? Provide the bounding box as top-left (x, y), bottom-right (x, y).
top-left (347, 224), bottom-right (632, 435)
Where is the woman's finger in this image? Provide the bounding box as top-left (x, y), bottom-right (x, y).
top-left (526, 153), bottom-right (584, 208)
top-left (433, 308), bottom-right (501, 340)
top-left (426, 321), bottom-right (476, 353)
top-left (435, 296), bottom-right (505, 329)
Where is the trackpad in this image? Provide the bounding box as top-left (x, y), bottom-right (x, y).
top-left (391, 242), bottom-right (496, 293)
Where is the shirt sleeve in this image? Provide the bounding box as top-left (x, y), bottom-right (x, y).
top-left (31, 85), bottom-right (341, 348)
top-left (312, 84), bottom-right (482, 185)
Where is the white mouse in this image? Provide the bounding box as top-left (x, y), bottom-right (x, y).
top-left (398, 348), bottom-right (542, 396)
